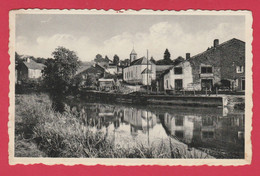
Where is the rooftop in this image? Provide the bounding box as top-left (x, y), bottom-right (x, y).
top-left (23, 59), bottom-right (45, 70)
top-left (141, 68), bottom-right (153, 74)
top-left (130, 56), bottom-right (154, 66)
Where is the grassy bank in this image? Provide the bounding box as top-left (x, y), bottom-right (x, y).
top-left (15, 94), bottom-right (211, 158)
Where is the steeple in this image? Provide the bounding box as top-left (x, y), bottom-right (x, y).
top-left (130, 47), bottom-right (137, 63)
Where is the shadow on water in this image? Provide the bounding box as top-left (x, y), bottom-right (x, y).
top-left (64, 97), bottom-right (245, 159)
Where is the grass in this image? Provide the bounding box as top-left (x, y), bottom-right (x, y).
top-left (15, 93), bottom-right (211, 158)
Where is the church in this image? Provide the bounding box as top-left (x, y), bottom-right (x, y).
top-left (123, 49), bottom-right (156, 85)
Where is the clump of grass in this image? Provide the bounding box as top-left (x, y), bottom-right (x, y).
top-left (15, 94), bottom-right (212, 158)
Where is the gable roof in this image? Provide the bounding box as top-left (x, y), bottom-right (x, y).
top-left (130, 57), bottom-right (154, 66)
top-left (141, 68), bottom-right (153, 74)
top-left (188, 38), bottom-right (245, 61)
top-left (23, 60), bottom-right (45, 70)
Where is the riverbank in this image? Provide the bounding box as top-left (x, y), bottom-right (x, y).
top-left (15, 93), bottom-right (212, 158)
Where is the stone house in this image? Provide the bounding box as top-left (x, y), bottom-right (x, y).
top-left (188, 38), bottom-right (245, 91)
top-left (158, 38), bottom-right (245, 92)
top-left (16, 58), bottom-right (45, 82)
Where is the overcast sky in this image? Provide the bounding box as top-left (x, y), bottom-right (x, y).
top-left (15, 14), bottom-right (245, 62)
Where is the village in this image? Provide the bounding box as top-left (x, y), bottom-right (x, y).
top-left (15, 38), bottom-right (245, 95)
top-left (15, 38), bottom-right (245, 109)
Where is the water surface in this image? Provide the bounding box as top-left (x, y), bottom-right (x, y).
top-left (67, 99), bottom-right (244, 158)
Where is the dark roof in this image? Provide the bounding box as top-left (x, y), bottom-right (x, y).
top-left (76, 65), bottom-right (91, 75)
top-left (130, 57), bottom-right (154, 66)
top-left (75, 64), bottom-right (105, 76)
top-left (23, 60), bottom-right (45, 70)
top-left (188, 38), bottom-right (245, 61)
top-left (155, 65), bottom-right (173, 78)
top-left (141, 68), bottom-right (153, 74)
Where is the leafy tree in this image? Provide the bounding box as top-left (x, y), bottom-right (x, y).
top-left (94, 54), bottom-right (103, 63)
top-left (104, 55), bottom-right (110, 62)
top-left (150, 56), bottom-right (156, 64)
top-left (164, 49), bottom-right (171, 61)
top-left (172, 56), bottom-right (184, 65)
top-left (42, 47), bottom-right (80, 94)
top-left (15, 52), bottom-right (26, 65)
top-left (113, 54), bottom-right (120, 65)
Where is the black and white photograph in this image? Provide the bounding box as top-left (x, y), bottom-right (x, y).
top-left (9, 10), bottom-right (252, 165)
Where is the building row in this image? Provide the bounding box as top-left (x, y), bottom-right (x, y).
top-left (123, 38), bottom-right (245, 91)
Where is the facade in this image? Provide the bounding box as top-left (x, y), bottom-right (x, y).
top-left (163, 61), bottom-right (193, 91)
top-left (123, 52), bottom-right (156, 85)
top-left (16, 58), bottom-right (45, 82)
top-left (188, 38), bottom-right (245, 91)
top-left (159, 38), bottom-right (245, 92)
top-left (98, 78), bottom-right (115, 91)
top-left (141, 68), bottom-right (153, 85)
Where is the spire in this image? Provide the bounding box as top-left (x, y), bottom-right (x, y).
top-left (131, 48), bottom-right (137, 55)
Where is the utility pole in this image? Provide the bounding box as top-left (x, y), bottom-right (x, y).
top-left (147, 49), bottom-right (149, 94)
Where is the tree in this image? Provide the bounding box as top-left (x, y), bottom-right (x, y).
top-left (42, 47), bottom-right (80, 94)
top-left (94, 54), bottom-right (103, 63)
top-left (104, 55), bottom-right (110, 62)
top-left (113, 54), bottom-right (120, 65)
top-left (164, 49), bottom-right (171, 61)
top-left (150, 56), bottom-right (156, 64)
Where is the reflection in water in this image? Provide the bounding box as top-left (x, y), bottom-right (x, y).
top-left (68, 101), bottom-right (244, 158)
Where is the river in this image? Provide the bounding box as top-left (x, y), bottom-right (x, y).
top-left (66, 98), bottom-right (245, 159)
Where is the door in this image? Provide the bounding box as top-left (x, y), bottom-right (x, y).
top-left (201, 79), bottom-right (213, 91)
top-left (175, 79), bottom-right (183, 90)
top-left (242, 79), bottom-right (245, 91)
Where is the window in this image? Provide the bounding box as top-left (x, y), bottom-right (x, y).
top-left (175, 116), bottom-right (184, 126)
top-left (166, 80), bottom-right (169, 88)
top-left (201, 66), bottom-right (212, 73)
top-left (236, 66), bottom-right (244, 73)
top-left (174, 67), bottom-right (183, 74)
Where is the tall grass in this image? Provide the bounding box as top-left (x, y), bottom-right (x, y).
top-left (15, 94), bottom-right (212, 158)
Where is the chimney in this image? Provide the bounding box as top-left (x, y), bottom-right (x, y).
top-left (26, 58), bottom-right (30, 63)
top-left (186, 53), bottom-right (190, 60)
top-left (214, 39), bottom-right (219, 47)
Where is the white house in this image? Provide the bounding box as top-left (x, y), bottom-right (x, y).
top-left (163, 61), bottom-right (193, 91)
top-left (123, 49), bottom-right (156, 85)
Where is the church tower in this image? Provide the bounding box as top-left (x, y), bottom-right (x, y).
top-left (130, 48), bottom-right (137, 63)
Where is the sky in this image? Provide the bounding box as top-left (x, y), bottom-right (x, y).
top-left (15, 14), bottom-right (245, 62)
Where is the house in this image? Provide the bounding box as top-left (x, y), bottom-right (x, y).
top-left (16, 58), bottom-right (45, 83)
top-left (98, 78), bottom-right (115, 91)
top-left (155, 65), bottom-right (174, 91)
top-left (188, 38), bottom-right (245, 91)
top-left (106, 63), bottom-right (119, 75)
top-left (123, 49), bottom-right (156, 85)
top-left (141, 68), bottom-right (153, 85)
top-left (74, 64), bottom-right (105, 88)
top-left (159, 38), bottom-right (245, 92)
top-left (162, 60), bottom-right (193, 91)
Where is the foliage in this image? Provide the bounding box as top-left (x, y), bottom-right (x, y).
top-left (172, 56), bottom-right (184, 65)
top-left (94, 54), bottom-right (103, 63)
top-left (150, 56), bottom-right (156, 64)
top-left (113, 54), bottom-right (120, 65)
top-left (42, 47), bottom-right (80, 94)
top-left (120, 59), bottom-right (130, 66)
top-left (164, 48), bottom-right (171, 61)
